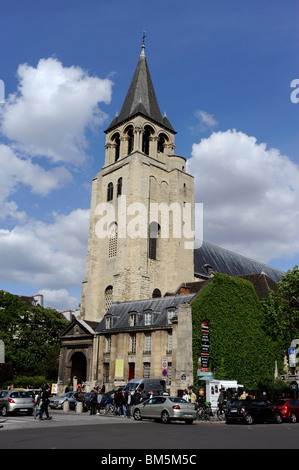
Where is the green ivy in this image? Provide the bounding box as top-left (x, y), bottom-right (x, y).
top-left (192, 273), bottom-right (278, 389)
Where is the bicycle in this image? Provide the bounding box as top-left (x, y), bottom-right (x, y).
top-left (216, 404), bottom-right (226, 421)
top-left (104, 401), bottom-right (116, 415)
top-left (196, 404), bottom-right (205, 421)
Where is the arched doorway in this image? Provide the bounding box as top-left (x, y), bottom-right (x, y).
top-left (71, 352), bottom-right (87, 386)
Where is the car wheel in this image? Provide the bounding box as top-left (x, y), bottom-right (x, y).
top-left (1, 406), bottom-right (7, 417)
top-left (133, 409), bottom-right (142, 421)
top-left (161, 410), bottom-right (170, 424)
top-left (290, 412), bottom-right (297, 423)
top-left (244, 413), bottom-right (254, 425)
top-left (274, 412), bottom-right (283, 424)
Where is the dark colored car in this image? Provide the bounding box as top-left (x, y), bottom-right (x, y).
top-left (269, 398), bottom-right (299, 423)
top-left (69, 392), bottom-right (92, 411)
top-left (225, 399), bottom-right (283, 425)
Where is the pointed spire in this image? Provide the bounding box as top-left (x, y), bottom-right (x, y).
top-left (105, 38), bottom-right (175, 134)
top-left (140, 30), bottom-right (146, 57)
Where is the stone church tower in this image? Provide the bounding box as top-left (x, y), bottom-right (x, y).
top-left (80, 42), bottom-right (195, 322)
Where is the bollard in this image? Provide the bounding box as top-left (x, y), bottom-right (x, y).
top-left (76, 401), bottom-right (83, 413)
top-left (63, 400), bottom-right (69, 412)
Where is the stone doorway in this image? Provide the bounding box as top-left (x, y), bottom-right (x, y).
top-left (71, 351), bottom-right (87, 386)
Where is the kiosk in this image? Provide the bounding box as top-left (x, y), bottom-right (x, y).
top-left (206, 380), bottom-right (243, 410)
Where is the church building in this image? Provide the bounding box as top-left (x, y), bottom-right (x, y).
top-left (57, 42), bottom-right (284, 395)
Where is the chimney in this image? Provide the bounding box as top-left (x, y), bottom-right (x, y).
top-left (180, 283), bottom-right (190, 295)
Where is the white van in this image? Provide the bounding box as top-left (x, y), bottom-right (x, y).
top-left (122, 378), bottom-right (166, 400)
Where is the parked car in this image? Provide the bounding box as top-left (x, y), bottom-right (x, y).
top-left (69, 392), bottom-right (92, 411)
top-left (49, 391), bottom-right (77, 409)
top-left (123, 378), bottom-right (166, 400)
top-left (225, 399), bottom-right (283, 425)
top-left (0, 389), bottom-right (35, 416)
top-left (269, 398), bottom-right (299, 423)
top-left (133, 396), bottom-right (197, 424)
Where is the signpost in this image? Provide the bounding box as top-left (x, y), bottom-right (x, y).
top-left (200, 320), bottom-right (210, 371)
top-left (162, 358), bottom-right (168, 378)
top-left (289, 348), bottom-right (296, 368)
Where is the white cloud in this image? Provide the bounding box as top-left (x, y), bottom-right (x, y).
top-left (0, 57), bottom-right (113, 164)
top-left (192, 109), bottom-right (218, 132)
top-left (187, 129), bottom-right (299, 263)
top-left (0, 144), bottom-right (72, 220)
top-left (40, 288), bottom-right (80, 311)
top-left (0, 208), bottom-right (90, 293)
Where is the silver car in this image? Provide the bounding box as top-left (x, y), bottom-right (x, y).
top-left (0, 389), bottom-right (35, 416)
top-left (49, 391), bottom-right (76, 409)
top-left (133, 396), bottom-right (197, 424)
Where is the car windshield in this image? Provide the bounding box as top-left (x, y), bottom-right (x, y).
top-left (123, 383), bottom-right (139, 392)
top-left (230, 401), bottom-right (246, 407)
top-left (270, 400), bottom-right (286, 406)
top-left (10, 391), bottom-right (31, 398)
top-left (169, 397), bottom-right (188, 403)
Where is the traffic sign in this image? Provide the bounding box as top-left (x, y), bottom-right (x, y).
top-left (162, 369), bottom-right (168, 377)
top-left (162, 359), bottom-right (168, 369)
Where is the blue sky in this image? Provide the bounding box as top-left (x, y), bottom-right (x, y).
top-left (0, 0), bottom-right (298, 310)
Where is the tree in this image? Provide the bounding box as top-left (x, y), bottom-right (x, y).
top-left (261, 265), bottom-right (299, 371)
top-left (0, 291), bottom-right (69, 377)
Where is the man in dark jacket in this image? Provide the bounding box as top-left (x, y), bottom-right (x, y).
top-left (114, 387), bottom-right (122, 415)
top-left (90, 390), bottom-right (98, 415)
top-left (39, 387), bottom-right (52, 420)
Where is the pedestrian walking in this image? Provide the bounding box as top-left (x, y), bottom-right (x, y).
top-left (121, 392), bottom-right (127, 417)
top-left (39, 386), bottom-right (52, 420)
top-left (33, 389), bottom-right (42, 420)
top-left (126, 392), bottom-right (132, 418)
top-left (97, 389), bottom-right (102, 415)
top-left (114, 387), bottom-right (122, 415)
top-left (90, 390), bottom-right (97, 415)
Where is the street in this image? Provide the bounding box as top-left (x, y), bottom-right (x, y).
top-left (1, 409), bottom-right (299, 451)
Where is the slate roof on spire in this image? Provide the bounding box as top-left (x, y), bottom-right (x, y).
top-left (105, 44), bottom-right (176, 133)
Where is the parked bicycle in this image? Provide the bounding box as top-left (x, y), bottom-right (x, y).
top-left (196, 402), bottom-right (226, 421)
top-left (104, 401), bottom-right (116, 415)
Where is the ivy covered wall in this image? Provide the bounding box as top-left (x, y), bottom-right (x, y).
top-left (192, 273), bottom-right (277, 389)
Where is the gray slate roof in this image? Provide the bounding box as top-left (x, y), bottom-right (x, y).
top-left (194, 240), bottom-right (284, 283)
top-left (96, 294), bottom-right (194, 332)
top-left (105, 45), bottom-right (175, 133)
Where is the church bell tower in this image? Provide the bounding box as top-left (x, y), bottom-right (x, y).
top-left (80, 41), bottom-right (195, 322)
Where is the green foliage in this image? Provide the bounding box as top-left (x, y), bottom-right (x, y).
top-left (0, 290), bottom-right (69, 379)
top-left (192, 273), bottom-right (278, 389)
top-left (2, 375), bottom-right (47, 389)
top-left (261, 265), bottom-right (299, 367)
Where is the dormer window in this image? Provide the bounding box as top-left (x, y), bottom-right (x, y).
top-left (168, 310), bottom-right (176, 324)
top-left (144, 312), bottom-right (152, 326)
top-left (129, 313), bottom-right (137, 327)
top-left (106, 316), bottom-right (112, 329)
